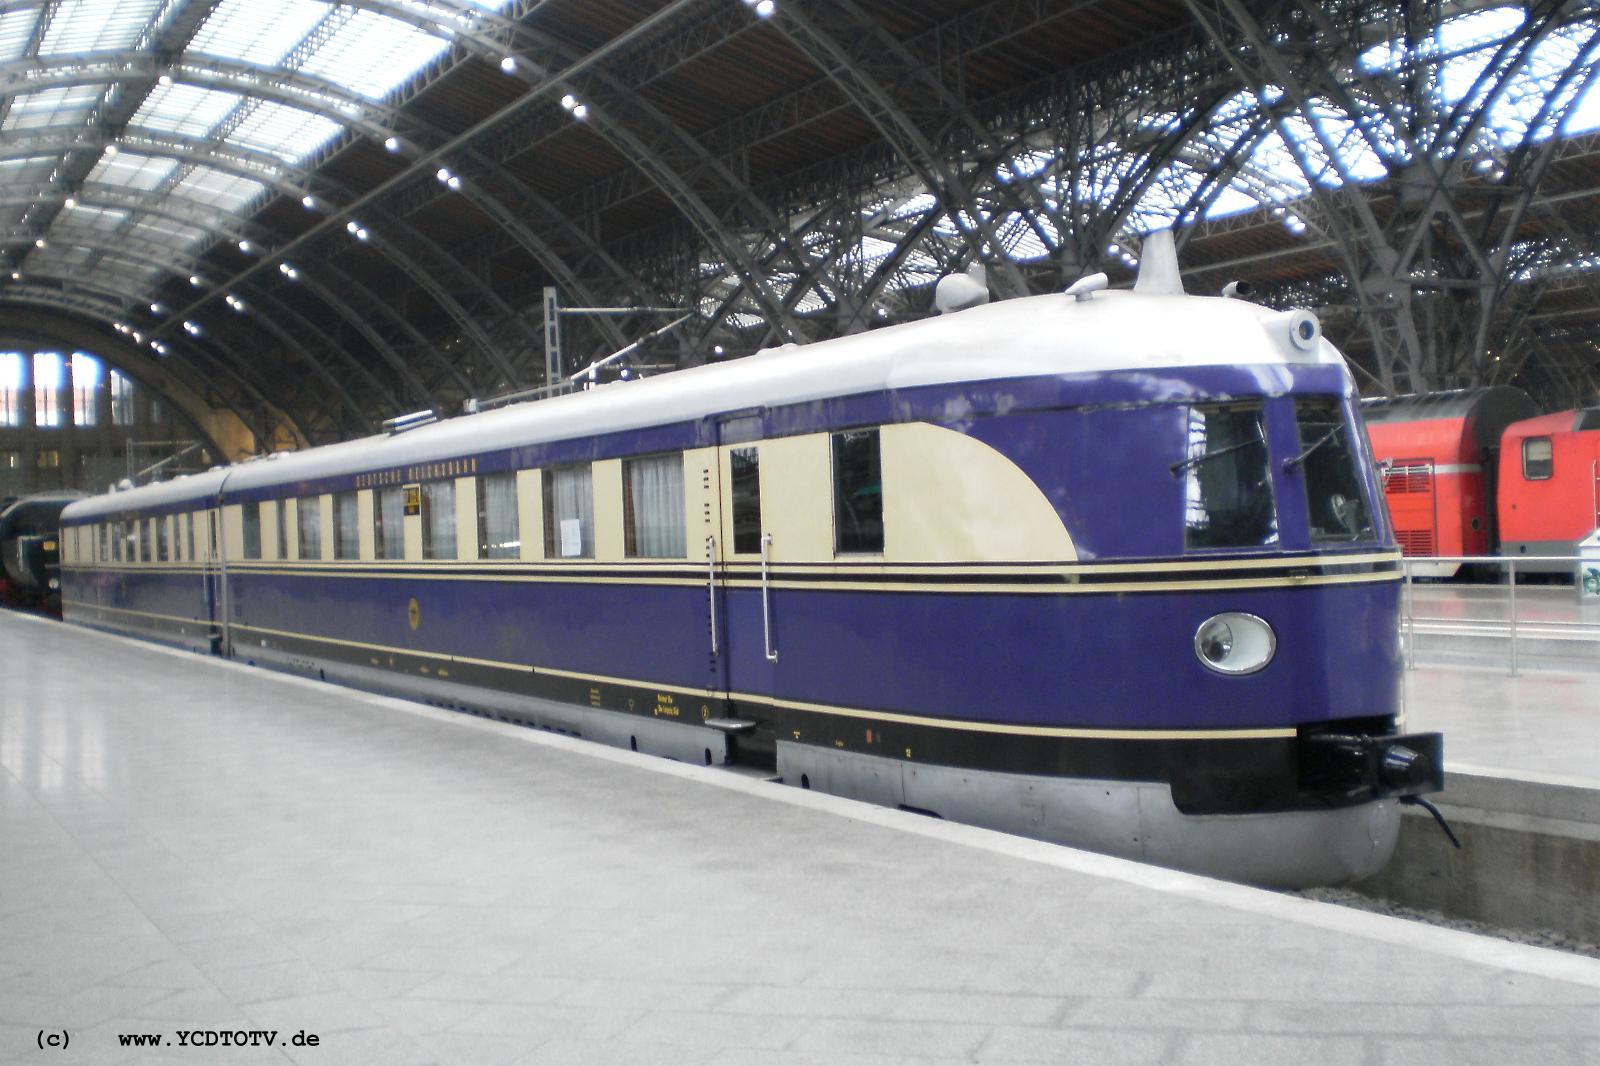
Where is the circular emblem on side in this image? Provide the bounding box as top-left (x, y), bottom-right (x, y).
top-left (407, 597), bottom-right (421, 631)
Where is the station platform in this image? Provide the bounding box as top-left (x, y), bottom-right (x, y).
top-left (1405, 665), bottom-right (1600, 783)
top-left (4, 612), bottom-right (1600, 1066)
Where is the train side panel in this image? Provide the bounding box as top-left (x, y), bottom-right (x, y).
top-left (1498, 412), bottom-right (1600, 567)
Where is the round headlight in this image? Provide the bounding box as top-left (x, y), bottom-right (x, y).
top-left (1194, 612), bottom-right (1275, 675)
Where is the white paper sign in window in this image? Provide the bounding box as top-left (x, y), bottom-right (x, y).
top-left (560, 518), bottom-right (582, 558)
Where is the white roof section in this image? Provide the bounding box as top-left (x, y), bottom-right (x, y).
top-left (63, 289), bottom-right (1346, 520)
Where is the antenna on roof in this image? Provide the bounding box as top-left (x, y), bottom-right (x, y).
top-left (1133, 229), bottom-right (1184, 296)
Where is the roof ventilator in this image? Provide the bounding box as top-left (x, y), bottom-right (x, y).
top-left (933, 263), bottom-right (990, 314)
top-left (383, 409), bottom-right (438, 434)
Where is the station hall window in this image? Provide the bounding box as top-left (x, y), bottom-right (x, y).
top-left (297, 496), bottom-right (322, 560)
top-left (374, 487), bottom-right (404, 560)
top-left (72, 352), bottom-right (100, 427)
top-left (0, 352), bottom-right (23, 427)
top-left (1181, 404), bottom-right (1279, 550)
top-left (111, 370), bottom-right (135, 427)
top-left (333, 491), bottom-right (359, 560)
top-left (242, 502), bottom-right (262, 560)
top-left (832, 429), bottom-right (884, 555)
top-left (477, 472), bottom-right (520, 560)
top-left (1523, 437), bottom-right (1553, 481)
top-left (730, 447), bottom-right (762, 554)
top-left (34, 352), bottom-right (64, 428)
top-left (543, 464), bottom-right (594, 559)
top-left (623, 455), bottom-right (686, 559)
top-left (421, 479), bottom-right (455, 560)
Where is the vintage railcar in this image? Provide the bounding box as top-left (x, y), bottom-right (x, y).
top-left (59, 272), bottom-right (1442, 888)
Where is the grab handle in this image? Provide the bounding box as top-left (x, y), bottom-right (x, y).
top-left (706, 535), bottom-right (718, 656)
top-left (761, 533), bottom-right (778, 663)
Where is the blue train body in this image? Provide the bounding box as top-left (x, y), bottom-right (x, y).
top-left (59, 285), bottom-right (1442, 887)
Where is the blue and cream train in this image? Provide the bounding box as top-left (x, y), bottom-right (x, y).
top-left (59, 269), bottom-right (1443, 887)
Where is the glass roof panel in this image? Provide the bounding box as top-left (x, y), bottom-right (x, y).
top-left (0, 8), bottom-right (40, 62)
top-left (85, 150), bottom-right (179, 192)
top-left (0, 156), bottom-right (60, 185)
top-left (61, 204), bottom-right (130, 232)
top-left (132, 83), bottom-right (247, 138)
top-left (225, 101), bottom-right (343, 163)
top-left (297, 11), bottom-right (450, 100)
top-left (37, 0), bottom-right (164, 55)
top-left (169, 167), bottom-right (266, 213)
top-left (189, 0), bottom-right (330, 67)
top-left (1, 86), bottom-right (102, 132)
top-left (126, 217), bottom-right (209, 249)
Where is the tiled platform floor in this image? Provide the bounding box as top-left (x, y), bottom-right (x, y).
top-left (4, 612), bottom-right (1599, 1065)
top-left (1406, 666), bottom-right (1600, 782)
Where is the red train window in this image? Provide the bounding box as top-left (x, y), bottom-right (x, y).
top-left (1522, 437), bottom-right (1553, 480)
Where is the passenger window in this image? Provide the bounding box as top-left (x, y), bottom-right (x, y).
top-left (1291, 398), bottom-right (1374, 544)
top-left (543, 465), bottom-right (594, 559)
top-left (242, 503), bottom-right (262, 560)
top-left (477, 472), bottom-right (520, 560)
top-left (420, 479), bottom-right (456, 560)
top-left (297, 496), bottom-right (322, 560)
top-left (185, 513), bottom-right (195, 562)
top-left (374, 487), bottom-right (404, 560)
top-left (1181, 404), bottom-right (1278, 550)
top-left (623, 455), bottom-right (686, 558)
top-left (156, 517), bottom-right (169, 562)
top-left (731, 447), bottom-right (762, 554)
top-left (274, 500), bottom-right (288, 559)
top-left (333, 491), bottom-right (359, 560)
top-left (833, 429), bottom-right (884, 555)
top-left (1523, 437), bottom-right (1553, 480)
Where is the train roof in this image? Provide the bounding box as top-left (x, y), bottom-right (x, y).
top-left (1361, 386), bottom-right (1538, 456)
top-left (65, 289), bottom-right (1342, 521)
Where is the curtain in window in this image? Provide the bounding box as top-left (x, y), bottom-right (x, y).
top-left (298, 496), bottom-right (321, 559)
top-left (375, 488), bottom-right (404, 559)
top-left (478, 473), bottom-right (519, 559)
top-left (334, 492), bottom-right (359, 559)
top-left (423, 480), bottom-right (456, 559)
top-left (546, 466), bottom-right (593, 558)
top-left (626, 455), bottom-right (685, 558)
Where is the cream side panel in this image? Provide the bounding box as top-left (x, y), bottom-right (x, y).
top-left (358, 490), bottom-right (375, 561)
top-left (455, 476), bottom-right (477, 561)
top-left (261, 501), bottom-right (281, 561)
top-left (593, 459), bottom-right (624, 561)
top-left (881, 422), bottom-right (1076, 562)
top-left (684, 447), bottom-right (720, 562)
top-left (223, 504), bottom-right (245, 560)
top-left (285, 498), bottom-right (299, 560)
top-left (758, 433), bottom-right (833, 563)
top-left (318, 495), bottom-right (334, 561)
top-left (517, 469), bottom-right (542, 561)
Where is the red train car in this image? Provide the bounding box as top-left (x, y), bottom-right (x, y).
top-left (1361, 388), bottom-right (1536, 576)
top-left (1497, 409), bottom-right (1600, 571)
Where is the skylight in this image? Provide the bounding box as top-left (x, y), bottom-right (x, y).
top-left (36, 0), bottom-right (164, 55)
top-left (298, 11), bottom-right (451, 100)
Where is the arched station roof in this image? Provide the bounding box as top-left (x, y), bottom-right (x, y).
top-left (2, 0), bottom-right (1600, 449)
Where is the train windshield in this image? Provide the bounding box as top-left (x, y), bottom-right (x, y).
top-left (1180, 404), bottom-right (1279, 550)
top-left (1290, 398), bottom-right (1375, 543)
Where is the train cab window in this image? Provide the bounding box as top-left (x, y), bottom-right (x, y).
top-left (1523, 437), bottom-right (1553, 481)
top-left (543, 465), bottom-right (594, 559)
top-left (420, 479), bottom-right (456, 560)
top-left (297, 496), bottom-right (322, 560)
top-left (374, 487), bottom-right (404, 560)
top-left (476, 472), bottom-right (520, 560)
top-left (623, 454), bottom-right (686, 558)
top-left (1180, 404), bottom-right (1278, 550)
top-left (332, 491), bottom-right (359, 560)
top-left (242, 502), bottom-right (263, 560)
top-left (832, 429), bottom-right (884, 555)
top-left (1291, 399), bottom-right (1374, 544)
top-left (730, 448), bottom-right (762, 554)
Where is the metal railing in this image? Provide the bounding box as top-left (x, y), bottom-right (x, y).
top-left (1401, 554), bottom-right (1600, 676)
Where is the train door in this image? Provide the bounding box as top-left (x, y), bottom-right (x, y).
top-left (711, 414), bottom-right (778, 719)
